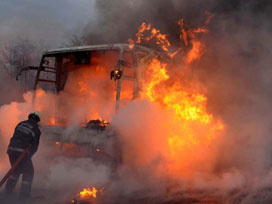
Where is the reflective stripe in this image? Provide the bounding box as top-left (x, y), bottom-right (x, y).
top-left (17, 126), bottom-right (29, 135)
top-left (22, 181), bottom-right (31, 185)
top-left (8, 147), bottom-right (25, 152)
top-left (19, 125), bottom-right (34, 135)
top-left (17, 125), bottom-right (35, 137)
top-left (22, 123), bottom-right (33, 129)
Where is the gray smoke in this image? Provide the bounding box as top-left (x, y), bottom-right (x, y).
top-left (1, 0), bottom-right (272, 203)
top-left (79, 0), bottom-right (272, 203)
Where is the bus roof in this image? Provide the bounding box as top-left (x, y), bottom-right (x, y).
top-left (44, 43), bottom-right (157, 55)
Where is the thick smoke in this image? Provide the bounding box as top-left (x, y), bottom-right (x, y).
top-left (83, 0), bottom-right (272, 44)
top-left (81, 0), bottom-right (272, 202)
top-left (0, 90), bottom-right (113, 203)
top-left (199, 10), bottom-right (272, 176)
top-left (1, 0), bottom-right (272, 203)
top-left (0, 50), bottom-right (119, 202)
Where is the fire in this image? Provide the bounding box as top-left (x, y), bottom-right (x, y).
top-left (129, 22), bottom-right (171, 52)
top-left (185, 38), bottom-right (205, 65)
top-left (143, 59), bottom-right (169, 102)
top-left (178, 19), bottom-right (209, 65)
top-left (78, 187), bottom-right (98, 198)
top-left (70, 187), bottom-right (104, 203)
top-left (63, 52), bottom-right (118, 122)
top-left (163, 89), bottom-right (211, 123)
top-left (140, 58), bottom-right (224, 176)
top-left (49, 117), bottom-right (56, 125)
top-left (37, 15), bottom-right (222, 180)
top-left (33, 51), bottom-right (119, 126)
top-left (141, 59), bottom-right (212, 123)
top-left (128, 18), bottom-right (224, 177)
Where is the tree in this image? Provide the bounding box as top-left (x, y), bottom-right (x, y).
top-left (0, 38), bottom-right (48, 91)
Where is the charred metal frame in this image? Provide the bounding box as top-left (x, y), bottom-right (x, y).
top-left (33, 44), bottom-right (161, 110)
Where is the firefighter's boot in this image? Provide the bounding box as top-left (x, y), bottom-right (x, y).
top-left (19, 180), bottom-right (32, 201)
top-left (4, 175), bottom-right (19, 195)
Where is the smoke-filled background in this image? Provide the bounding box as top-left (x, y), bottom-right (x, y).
top-left (1, 0), bottom-right (272, 203)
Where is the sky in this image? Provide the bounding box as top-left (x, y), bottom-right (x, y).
top-left (0, 0), bottom-right (96, 47)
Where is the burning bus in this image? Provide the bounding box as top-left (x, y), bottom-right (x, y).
top-left (10, 19), bottom-right (229, 203)
top-left (17, 43), bottom-right (166, 168)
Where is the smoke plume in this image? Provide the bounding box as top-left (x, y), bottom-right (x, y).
top-left (1, 0), bottom-right (272, 203)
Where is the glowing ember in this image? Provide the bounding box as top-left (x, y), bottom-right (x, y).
top-left (49, 117), bottom-right (56, 125)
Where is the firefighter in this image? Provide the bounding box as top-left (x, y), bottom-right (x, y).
top-left (4, 111), bottom-right (41, 201)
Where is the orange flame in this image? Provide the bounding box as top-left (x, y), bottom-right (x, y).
top-left (49, 117), bottom-right (56, 125)
top-left (138, 19), bottom-right (224, 176)
top-left (78, 187), bottom-right (98, 198)
top-left (34, 51), bottom-right (120, 126)
top-left (141, 59), bottom-right (218, 124)
top-left (129, 22), bottom-right (171, 52)
top-left (178, 19), bottom-right (209, 65)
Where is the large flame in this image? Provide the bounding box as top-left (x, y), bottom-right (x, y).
top-left (35, 17), bottom-right (223, 180)
top-left (128, 18), bottom-right (224, 178)
top-left (140, 57), bottom-right (224, 176)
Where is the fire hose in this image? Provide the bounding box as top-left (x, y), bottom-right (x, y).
top-left (0, 145), bottom-right (31, 189)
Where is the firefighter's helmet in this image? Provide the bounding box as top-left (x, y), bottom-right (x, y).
top-left (28, 111), bottom-right (41, 122)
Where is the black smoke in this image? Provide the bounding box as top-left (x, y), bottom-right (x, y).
top-left (81, 0), bottom-right (272, 45)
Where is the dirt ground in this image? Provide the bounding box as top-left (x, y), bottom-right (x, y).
top-left (1, 184), bottom-right (272, 204)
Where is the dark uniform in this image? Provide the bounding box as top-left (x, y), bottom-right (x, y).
top-left (5, 115), bottom-right (41, 199)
